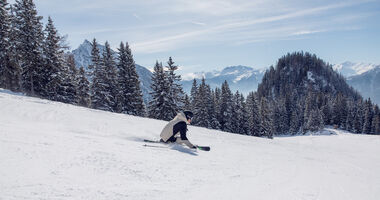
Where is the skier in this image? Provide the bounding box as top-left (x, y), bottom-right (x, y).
top-left (160, 111), bottom-right (197, 149)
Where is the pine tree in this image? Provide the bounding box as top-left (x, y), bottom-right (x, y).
top-left (0, 0), bottom-right (20, 91)
top-left (230, 91), bottom-right (240, 133)
top-left (363, 98), bottom-right (373, 134)
top-left (305, 109), bottom-right (324, 132)
top-left (208, 88), bottom-right (221, 130)
top-left (246, 92), bottom-right (261, 136)
top-left (260, 97), bottom-right (273, 138)
top-left (125, 42), bottom-right (145, 116)
top-left (117, 42), bottom-right (145, 116)
top-left (13, 0), bottom-right (45, 96)
top-left (90, 39), bottom-right (113, 111)
top-left (77, 66), bottom-right (90, 107)
top-left (214, 87), bottom-right (222, 128)
top-left (289, 100), bottom-right (304, 135)
top-left (332, 93), bottom-right (347, 128)
top-left (239, 93), bottom-right (250, 135)
top-left (372, 105), bottom-right (380, 135)
top-left (183, 94), bottom-right (191, 111)
top-left (354, 99), bottom-right (364, 134)
top-left (43, 16), bottom-right (66, 101)
top-left (219, 81), bottom-right (233, 132)
top-left (190, 79), bottom-right (198, 111)
top-left (166, 57), bottom-right (184, 115)
top-left (213, 87), bottom-right (222, 130)
top-left (62, 53), bottom-right (78, 104)
top-left (148, 61), bottom-right (171, 120)
top-left (193, 78), bottom-right (210, 128)
top-left (273, 97), bottom-right (288, 135)
top-left (345, 100), bottom-right (355, 132)
top-left (102, 41), bottom-right (118, 111)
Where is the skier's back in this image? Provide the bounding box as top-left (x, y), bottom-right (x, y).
top-left (160, 111), bottom-right (196, 149)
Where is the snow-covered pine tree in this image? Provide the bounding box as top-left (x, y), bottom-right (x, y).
top-left (289, 99), bottom-right (304, 135)
top-left (363, 98), bottom-right (374, 134)
top-left (238, 93), bottom-right (249, 135)
top-left (165, 57), bottom-right (184, 115)
top-left (77, 66), bottom-right (90, 107)
top-left (102, 41), bottom-right (118, 111)
top-left (332, 93), bottom-right (347, 128)
top-left (305, 109), bottom-right (324, 132)
top-left (90, 39), bottom-right (112, 111)
top-left (372, 105), bottom-right (380, 135)
top-left (304, 90), bottom-right (316, 130)
top-left (246, 92), bottom-right (261, 136)
top-left (62, 53), bottom-right (78, 104)
top-left (345, 100), bottom-right (355, 132)
top-left (4, 4), bottom-right (22, 92)
top-left (13, 0), bottom-right (45, 96)
top-left (193, 78), bottom-right (210, 128)
top-left (190, 79), bottom-right (198, 111)
top-left (117, 42), bottom-right (145, 116)
top-left (213, 87), bottom-right (222, 130)
top-left (183, 94), bottom-right (191, 111)
top-left (219, 80), bottom-right (233, 133)
top-left (260, 96), bottom-right (273, 138)
top-left (354, 99), bottom-right (364, 134)
top-left (321, 101), bottom-right (332, 125)
top-left (148, 61), bottom-right (171, 120)
top-left (208, 87), bottom-right (220, 130)
top-left (230, 91), bottom-right (240, 134)
top-left (273, 97), bottom-right (288, 135)
top-left (0, 0), bottom-right (20, 91)
top-left (125, 42), bottom-right (145, 116)
top-left (43, 16), bottom-right (66, 102)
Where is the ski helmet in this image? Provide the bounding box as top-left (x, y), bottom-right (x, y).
top-left (183, 111), bottom-right (194, 120)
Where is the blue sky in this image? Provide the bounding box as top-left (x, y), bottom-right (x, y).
top-left (11, 0), bottom-right (380, 74)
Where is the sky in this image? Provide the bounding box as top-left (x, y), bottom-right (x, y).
top-left (9, 0), bottom-right (380, 74)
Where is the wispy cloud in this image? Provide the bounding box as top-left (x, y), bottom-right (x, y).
top-left (131, 0), bottom-right (372, 53)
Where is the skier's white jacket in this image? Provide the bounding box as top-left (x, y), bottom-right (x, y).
top-left (160, 112), bottom-right (195, 148)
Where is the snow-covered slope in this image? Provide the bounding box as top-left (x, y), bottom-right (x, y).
top-left (1, 89), bottom-right (380, 200)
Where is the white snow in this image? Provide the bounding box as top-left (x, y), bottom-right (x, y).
top-left (233, 71), bottom-right (253, 83)
top-left (1, 88), bottom-right (380, 200)
top-left (307, 71), bottom-right (315, 82)
top-left (333, 62), bottom-right (377, 77)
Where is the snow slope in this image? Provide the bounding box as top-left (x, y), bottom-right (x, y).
top-left (1, 89), bottom-right (380, 200)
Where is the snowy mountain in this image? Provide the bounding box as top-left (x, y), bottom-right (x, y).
top-left (333, 61), bottom-right (377, 77)
top-left (71, 40), bottom-right (152, 102)
top-left (347, 65), bottom-right (380, 105)
top-left (71, 41), bottom-right (265, 97)
top-left (181, 65), bottom-right (265, 95)
top-left (331, 61), bottom-right (380, 105)
top-left (1, 88), bottom-right (380, 199)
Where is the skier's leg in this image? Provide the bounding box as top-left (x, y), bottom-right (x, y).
top-left (175, 137), bottom-right (196, 149)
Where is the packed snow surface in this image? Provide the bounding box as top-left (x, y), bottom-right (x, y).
top-left (1, 89), bottom-right (380, 200)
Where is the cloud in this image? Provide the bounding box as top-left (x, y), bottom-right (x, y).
top-left (131, 0), bottom-right (372, 53)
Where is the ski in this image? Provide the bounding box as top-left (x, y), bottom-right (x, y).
top-left (143, 139), bottom-right (161, 143)
top-left (196, 146), bottom-right (210, 151)
top-left (143, 144), bottom-right (168, 149)
top-left (143, 139), bottom-right (210, 151)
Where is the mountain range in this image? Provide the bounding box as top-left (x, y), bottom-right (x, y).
top-left (71, 40), bottom-right (379, 105)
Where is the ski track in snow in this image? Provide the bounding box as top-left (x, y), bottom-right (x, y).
top-left (1, 89), bottom-right (380, 200)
